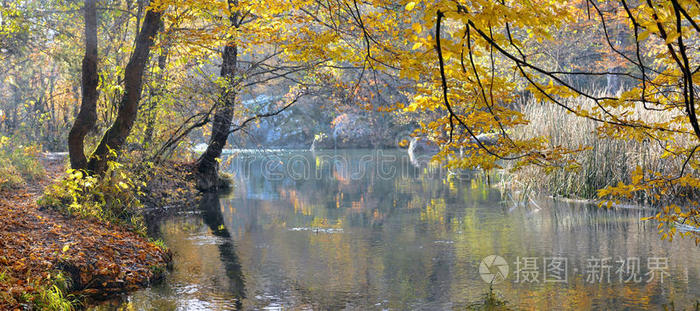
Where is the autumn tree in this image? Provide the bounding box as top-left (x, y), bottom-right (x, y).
top-left (67, 0), bottom-right (98, 170)
top-left (145, 0), bottom-right (339, 190)
top-left (0, 1), bottom-right (82, 149)
top-left (193, 0), bottom-right (240, 190)
top-left (2, 0), bottom-right (167, 172)
top-left (86, 0), bottom-right (164, 174)
top-left (387, 0), bottom-right (700, 242)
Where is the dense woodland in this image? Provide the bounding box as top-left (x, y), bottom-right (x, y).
top-left (0, 0), bottom-right (699, 309)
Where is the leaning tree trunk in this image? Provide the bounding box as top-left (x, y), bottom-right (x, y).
top-left (195, 0), bottom-right (240, 191)
top-left (67, 0), bottom-right (98, 170)
top-left (87, 4), bottom-right (163, 174)
top-left (196, 45), bottom-right (237, 190)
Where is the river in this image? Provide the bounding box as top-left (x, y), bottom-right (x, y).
top-left (94, 149), bottom-right (700, 310)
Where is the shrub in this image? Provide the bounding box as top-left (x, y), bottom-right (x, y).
top-left (39, 160), bottom-right (147, 235)
top-left (10, 144), bottom-right (45, 182)
top-left (0, 136), bottom-right (45, 191)
top-left (0, 161), bottom-right (24, 191)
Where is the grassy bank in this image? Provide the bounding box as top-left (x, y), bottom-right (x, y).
top-left (0, 146), bottom-right (173, 310)
top-left (506, 97), bottom-right (697, 206)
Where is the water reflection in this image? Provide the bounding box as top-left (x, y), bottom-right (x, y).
top-left (199, 193), bottom-right (245, 309)
top-left (94, 195), bottom-right (246, 310)
top-left (105, 149), bottom-right (700, 310)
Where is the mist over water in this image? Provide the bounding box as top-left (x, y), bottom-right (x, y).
top-left (100, 149), bottom-right (700, 310)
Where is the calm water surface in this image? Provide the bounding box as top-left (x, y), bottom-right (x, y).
top-left (97, 149), bottom-right (700, 310)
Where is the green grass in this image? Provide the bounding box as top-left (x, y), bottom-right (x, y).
top-left (34, 284), bottom-right (75, 311)
top-left (17, 272), bottom-right (78, 311)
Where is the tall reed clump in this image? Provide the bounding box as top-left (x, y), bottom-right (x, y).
top-left (506, 96), bottom-right (695, 206)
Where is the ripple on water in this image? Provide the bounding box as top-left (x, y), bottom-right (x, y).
top-left (434, 240), bottom-right (455, 244)
top-left (288, 227), bottom-right (344, 234)
top-left (185, 234), bottom-right (226, 245)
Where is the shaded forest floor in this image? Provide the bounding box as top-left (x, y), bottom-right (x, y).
top-left (0, 159), bottom-right (171, 310)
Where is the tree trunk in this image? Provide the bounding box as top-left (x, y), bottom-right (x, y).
top-left (196, 0), bottom-right (239, 191)
top-left (67, 0), bottom-right (99, 169)
top-left (87, 4), bottom-right (163, 174)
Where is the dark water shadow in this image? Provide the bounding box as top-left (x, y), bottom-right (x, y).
top-left (198, 192), bottom-right (246, 309)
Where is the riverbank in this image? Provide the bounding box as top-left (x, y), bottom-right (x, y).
top-left (0, 160), bottom-right (171, 310)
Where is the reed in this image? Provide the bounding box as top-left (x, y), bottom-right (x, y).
top-left (506, 96), bottom-right (696, 205)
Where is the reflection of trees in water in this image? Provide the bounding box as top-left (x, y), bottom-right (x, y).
top-left (221, 150), bottom-right (506, 234)
top-left (215, 151), bottom-right (700, 309)
top-left (199, 193), bottom-right (246, 309)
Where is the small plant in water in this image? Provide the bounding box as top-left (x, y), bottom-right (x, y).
top-left (661, 301), bottom-right (700, 311)
top-left (466, 285), bottom-right (510, 311)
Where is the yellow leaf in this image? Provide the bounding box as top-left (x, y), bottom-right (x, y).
top-left (412, 23), bottom-right (422, 33)
top-left (405, 1), bottom-right (416, 11)
top-left (637, 30), bottom-right (650, 41)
